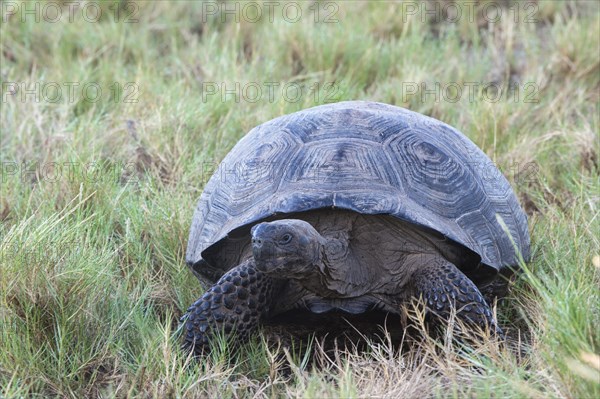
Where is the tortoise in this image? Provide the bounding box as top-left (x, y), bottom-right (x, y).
top-left (182, 101), bottom-right (530, 353)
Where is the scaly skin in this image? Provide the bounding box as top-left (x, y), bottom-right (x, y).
top-left (182, 219), bottom-right (505, 353)
top-left (413, 258), bottom-right (504, 337)
top-left (182, 259), bottom-right (282, 355)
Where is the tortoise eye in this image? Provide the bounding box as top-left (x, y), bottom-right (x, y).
top-left (280, 234), bottom-right (293, 244)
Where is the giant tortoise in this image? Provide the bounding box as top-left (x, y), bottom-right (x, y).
top-left (181, 101), bottom-right (530, 353)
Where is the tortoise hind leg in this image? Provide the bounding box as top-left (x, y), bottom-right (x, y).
top-left (182, 259), bottom-right (282, 355)
top-left (410, 257), bottom-right (503, 338)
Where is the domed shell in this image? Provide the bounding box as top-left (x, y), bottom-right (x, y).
top-left (187, 101), bottom-right (530, 279)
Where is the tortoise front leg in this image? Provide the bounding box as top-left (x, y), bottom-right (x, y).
top-left (410, 257), bottom-right (503, 338)
top-left (182, 259), bottom-right (282, 355)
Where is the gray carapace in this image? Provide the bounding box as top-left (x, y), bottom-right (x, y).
top-left (182, 101), bottom-right (530, 354)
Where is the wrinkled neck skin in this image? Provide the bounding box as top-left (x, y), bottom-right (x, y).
top-left (293, 234), bottom-right (349, 297)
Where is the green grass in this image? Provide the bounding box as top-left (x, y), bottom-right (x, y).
top-left (1, 0), bottom-right (599, 397)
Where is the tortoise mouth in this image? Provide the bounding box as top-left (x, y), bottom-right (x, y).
top-left (253, 249), bottom-right (292, 275)
top-left (252, 239), bottom-right (300, 275)
top-left (255, 257), bottom-right (288, 274)
top-left (252, 238), bottom-right (271, 259)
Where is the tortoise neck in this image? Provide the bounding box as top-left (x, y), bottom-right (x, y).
top-left (294, 233), bottom-right (351, 297)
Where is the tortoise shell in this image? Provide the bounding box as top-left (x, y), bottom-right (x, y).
top-left (186, 101), bottom-right (530, 280)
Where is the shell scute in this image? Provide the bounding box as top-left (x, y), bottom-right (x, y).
top-left (186, 101), bottom-right (530, 279)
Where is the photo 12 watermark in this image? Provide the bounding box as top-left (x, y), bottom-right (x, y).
top-left (398, 1), bottom-right (538, 24)
top-left (2, 82), bottom-right (139, 104)
top-left (200, 81), bottom-right (340, 104)
top-left (400, 81), bottom-right (540, 104)
top-left (1, 161), bottom-right (141, 184)
top-left (1, 1), bottom-right (540, 26)
top-left (1, 238), bottom-right (86, 264)
top-left (201, 1), bottom-right (339, 24)
top-left (199, 159), bottom-right (539, 186)
top-left (2, 1), bottom-right (139, 23)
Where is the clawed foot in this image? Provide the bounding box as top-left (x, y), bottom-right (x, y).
top-left (182, 260), bottom-right (278, 355)
top-left (413, 259), bottom-right (505, 339)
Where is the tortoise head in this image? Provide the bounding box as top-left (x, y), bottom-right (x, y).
top-left (251, 219), bottom-right (326, 279)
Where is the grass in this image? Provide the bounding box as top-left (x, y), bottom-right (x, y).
top-left (1, 0), bottom-right (599, 397)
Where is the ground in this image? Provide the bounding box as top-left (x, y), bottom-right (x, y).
top-left (1, 1), bottom-right (599, 398)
